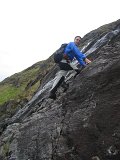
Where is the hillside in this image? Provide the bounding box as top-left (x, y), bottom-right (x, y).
top-left (0, 55), bottom-right (54, 105)
top-left (0, 19), bottom-right (120, 160)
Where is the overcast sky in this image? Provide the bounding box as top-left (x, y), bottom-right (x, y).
top-left (0, 0), bottom-right (119, 82)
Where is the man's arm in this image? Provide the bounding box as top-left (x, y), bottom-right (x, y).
top-left (71, 43), bottom-right (87, 67)
top-left (64, 42), bottom-right (91, 66)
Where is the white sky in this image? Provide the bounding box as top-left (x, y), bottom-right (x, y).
top-left (0, 0), bottom-right (119, 82)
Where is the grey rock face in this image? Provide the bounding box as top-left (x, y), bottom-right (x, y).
top-left (0, 20), bottom-right (120, 160)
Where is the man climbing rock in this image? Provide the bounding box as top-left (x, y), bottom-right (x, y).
top-left (49, 36), bottom-right (91, 100)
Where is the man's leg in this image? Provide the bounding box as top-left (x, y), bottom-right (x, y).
top-left (64, 61), bottom-right (80, 81)
top-left (69, 60), bottom-right (84, 78)
top-left (49, 70), bottom-right (68, 99)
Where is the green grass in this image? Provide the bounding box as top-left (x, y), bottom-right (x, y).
top-left (0, 84), bottom-right (25, 105)
top-left (0, 62), bottom-right (42, 105)
top-left (0, 81), bottom-right (41, 105)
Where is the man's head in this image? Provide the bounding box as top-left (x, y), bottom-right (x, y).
top-left (74, 36), bottom-right (81, 46)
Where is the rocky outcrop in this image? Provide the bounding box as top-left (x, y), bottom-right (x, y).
top-left (0, 19), bottom-right (120, 160)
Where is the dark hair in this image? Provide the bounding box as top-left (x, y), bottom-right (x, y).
top-left (74, 36), bottom-right (81, 40)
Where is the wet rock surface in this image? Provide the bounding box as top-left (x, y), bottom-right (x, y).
top-left (0, 20), bottom-right (120, 160)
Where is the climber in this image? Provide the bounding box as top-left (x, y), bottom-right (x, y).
top-left (49, 36), bottom-right (91, 100)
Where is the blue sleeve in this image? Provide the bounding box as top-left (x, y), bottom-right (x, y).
top-left (71, 43), bottom-right (86, 66)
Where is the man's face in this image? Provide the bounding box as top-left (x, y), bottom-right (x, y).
top-left (74, 37), bottom-right (81, 46)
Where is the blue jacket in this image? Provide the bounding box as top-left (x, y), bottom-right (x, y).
top-left (64, 42), bottom-right (86, 66)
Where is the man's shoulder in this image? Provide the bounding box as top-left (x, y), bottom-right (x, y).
top-left (67, 42), bottom-right (75, 47)
top-left (68, 42), bottom-right (74, 45)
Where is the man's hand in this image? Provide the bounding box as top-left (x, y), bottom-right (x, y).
top-left (85, 58), bottom-right (91, 64)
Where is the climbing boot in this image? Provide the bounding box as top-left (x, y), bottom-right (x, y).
top-left (49, 76), bottom-right (65, 100)
top-left (49, 91), bottom-right (56, 100)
